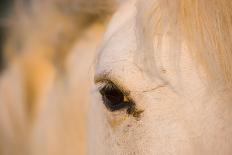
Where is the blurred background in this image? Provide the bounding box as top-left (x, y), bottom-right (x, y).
top-left (0, 0), bottom-right (12, 71)
top-left (0, 0), bottom-right (116, 154)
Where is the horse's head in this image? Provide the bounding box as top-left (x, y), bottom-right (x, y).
top-left (89, 0), bottom-right (232, 154)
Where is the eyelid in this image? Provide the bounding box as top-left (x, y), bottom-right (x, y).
top-left (96, 79), bottom-right (130, 98)
top-left (94, 73), bottom-right (130, 96)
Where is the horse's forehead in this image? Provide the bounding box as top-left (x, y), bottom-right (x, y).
top-left (97, 0), bottom-right (137, 67)
top-left (103, 0), bottom-right (137, 41)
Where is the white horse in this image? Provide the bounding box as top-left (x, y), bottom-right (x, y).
top-left (0, 0), bottom-right (232, 154)
top-left (89, 0), bottom-right (232, 154)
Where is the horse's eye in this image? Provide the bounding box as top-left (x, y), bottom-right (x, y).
top-left (99, 82), bottom-right (131, 111)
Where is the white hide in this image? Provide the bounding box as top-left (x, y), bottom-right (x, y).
top-left (89, 0), bottom-right (232, 155)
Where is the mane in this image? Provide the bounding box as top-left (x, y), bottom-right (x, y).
top-left (136, 0), bottom-right (232, 91)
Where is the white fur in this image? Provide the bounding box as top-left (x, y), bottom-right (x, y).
top-left (89, 0), bottom-right (232, 154)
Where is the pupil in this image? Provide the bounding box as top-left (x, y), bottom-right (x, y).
top-left (103, 88), bottom-right (123, 104)
top-left (99, 82), bottom-right (129, 111)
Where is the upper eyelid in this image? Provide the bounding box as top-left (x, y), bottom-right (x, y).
top-left (96, 80), bottom-right (130, 97)
top-left (94, 72), bottom-right (130, 96)
top-left (94, 71), bottom-right (112, 84)
top-left (95, 72), bottom-right (168, 95)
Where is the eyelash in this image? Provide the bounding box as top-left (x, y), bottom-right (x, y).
top-left (97, 81), bottom-right (135, 112)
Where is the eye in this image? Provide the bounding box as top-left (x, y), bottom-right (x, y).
top-left (99, 81), bottom-right (132, 112)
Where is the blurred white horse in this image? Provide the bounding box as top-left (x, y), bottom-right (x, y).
top-left (0, 0), bottom-right (116, 154)
top-left (1, 0), bottom-right (232, 155)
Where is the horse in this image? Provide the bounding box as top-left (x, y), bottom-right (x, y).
top-left (89, 0), bottom-right (232, 154)
top-left (0, 0), bottom-right (232, 154)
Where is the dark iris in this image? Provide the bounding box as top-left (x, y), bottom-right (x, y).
top-left (99, 82), bottom-right (131, 112)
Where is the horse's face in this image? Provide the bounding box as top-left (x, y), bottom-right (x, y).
top-left (89, 0), bottom-right (232, 154)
